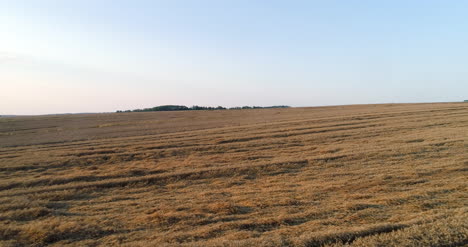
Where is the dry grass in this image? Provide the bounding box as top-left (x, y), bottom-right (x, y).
top-left (0, 103), bottom-right (467, 246)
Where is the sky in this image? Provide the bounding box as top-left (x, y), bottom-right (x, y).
top-left (1, 0), bottom-right (468, 115)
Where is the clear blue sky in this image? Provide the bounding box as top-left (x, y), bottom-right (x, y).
top-left (1, 0), bottom-right (467, 115)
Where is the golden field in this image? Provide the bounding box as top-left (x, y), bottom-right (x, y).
top-left (0, 103), bottom-right (467, 246)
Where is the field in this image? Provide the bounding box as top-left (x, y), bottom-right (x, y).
top-left (0, 103), bottom-right (467, 246)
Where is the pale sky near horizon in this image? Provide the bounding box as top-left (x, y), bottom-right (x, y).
top-left (1, 1), bottom-right (468, 115)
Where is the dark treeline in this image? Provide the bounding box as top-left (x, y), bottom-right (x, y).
top-left (117, 105), bottom-right (290, 113)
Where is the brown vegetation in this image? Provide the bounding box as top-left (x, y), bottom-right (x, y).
top-left (0, 103), bottom-right (467, 246)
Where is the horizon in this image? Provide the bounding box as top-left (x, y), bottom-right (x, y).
top-left (2, 1), bottom-right (468, 115)
top-left (1, 101), bottom-right (462, 117)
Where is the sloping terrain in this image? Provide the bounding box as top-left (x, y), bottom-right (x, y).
top-left (0, 103), bottom-right (467, 246)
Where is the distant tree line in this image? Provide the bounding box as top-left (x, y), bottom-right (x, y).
top-left (116, 105), bottom-right (290, 113)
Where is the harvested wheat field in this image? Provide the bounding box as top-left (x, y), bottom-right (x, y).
top-left (0, 103), bottom-right (467, 246)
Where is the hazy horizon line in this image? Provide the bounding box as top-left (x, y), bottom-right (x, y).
top-left (2, 101), bottom-right (462, 117)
